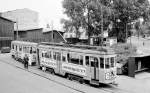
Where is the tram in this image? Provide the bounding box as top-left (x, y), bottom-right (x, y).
top-left (38, 42), bottom-right (117, 85)
top-left (11, 41), bottom-right (38, 65)
top-left (11, 40), bottom-right (117, 85)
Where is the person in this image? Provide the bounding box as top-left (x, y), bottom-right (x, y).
top-left (24, 54), bottom-right (29, 69)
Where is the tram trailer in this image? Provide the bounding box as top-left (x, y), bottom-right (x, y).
top-left (11, 41), bottom-right (38, 65)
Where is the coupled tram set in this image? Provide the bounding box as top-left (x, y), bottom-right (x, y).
top-left (11, 40), bottom-right (117, 85)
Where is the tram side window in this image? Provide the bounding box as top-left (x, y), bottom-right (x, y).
top-left (16, 45), bottom-right (17, 51)
top-left (85, 56), bottom-right (89, 66)
top-left (19, 46), bottom-right (22, 51)
top-left (32, 47), bottom-right (36, 53)
top-left (62, 53), bottom-right (66, 62)
top-left (23, 47), bottom-right (26, 53)
top-left (70, 54), bottom-right (79, 65)
top-left (12, 44), bottom-right (14, 49)
top-left (49, 51), bottom-right (52, 58)
top-left (67, 53), bottom-right (70, 62)
top-left (53, 52), bottom-right (56, 60)
top-left (105, 58), bottom-right (110, 68)
top-left (100, 58), bottom-right (104, 68)
top-left (30, 47), bottom-right (32, 54)
top-left (70, 57), bottom-right (79, 65)
top-left (110, 57), bottom-right (114, 67)
top-left (42, 52), bottom-right (45, 57)
top-left (23, 47), bottom-right (25, 52)
top-left (79, 55), bottom-right (83, 65)
top-left (26, 47), bottom-right (29, 53)
top-left (57, 52), bottom-right (61, 61)
top-left (90, 57), bottom-right (98, 68)
top-left (45, 52), bottom-right (49, 58)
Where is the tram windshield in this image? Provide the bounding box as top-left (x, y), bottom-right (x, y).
top-left (100, 57), bottom-right (115, 69)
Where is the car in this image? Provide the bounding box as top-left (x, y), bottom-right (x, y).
top-left (1, 47), bottom-right (10, 53)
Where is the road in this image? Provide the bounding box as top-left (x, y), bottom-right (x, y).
top-left (1, 53), bottom-right (150, 93)
top-left (0, 56), bottom-right (84, 93)
top-left (0, 53), bottom-right (113, 93)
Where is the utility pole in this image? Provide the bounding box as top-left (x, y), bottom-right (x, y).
top-left (51, 20), bottom-right (54, 43)
top-left (126, 23), bottom-right (128, 43)
top-left (87, 2), bottom-right (90, 45)
top-left (101, 2), bottom-right (103, 46)
top-left (16, 18), bottom-right (19, 40)
top-left (97, 0), bottom-right (103, 46)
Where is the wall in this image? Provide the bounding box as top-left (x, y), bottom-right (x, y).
top-left (43, 30), bottom-right (65, 43)
top-left (0, 17), bottom-right (14, 49)
top-left (26, 28), bottom-right (44, 42)
top-left (1, 8), bottom-right (39, 31)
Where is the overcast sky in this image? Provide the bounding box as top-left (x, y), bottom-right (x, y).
top-left (0, 0), bottom-right (66, 30)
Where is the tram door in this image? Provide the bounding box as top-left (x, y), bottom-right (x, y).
top-left (90, 57), bottom-right (99, 80)
top-left (56, 52), bottom-right (61, 73)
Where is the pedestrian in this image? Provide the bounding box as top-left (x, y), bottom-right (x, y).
top-left (24, 54), bottom-right (29, 69)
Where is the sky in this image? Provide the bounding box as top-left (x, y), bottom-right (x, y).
top-left (0, 0), bottom-right (67, 30)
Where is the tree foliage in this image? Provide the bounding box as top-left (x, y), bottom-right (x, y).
top-left (62, 0), bottom-right (150, 42)
top-left (109, 0), bottom-right (150, 42)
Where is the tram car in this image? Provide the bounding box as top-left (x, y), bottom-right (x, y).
top-left (38, 42), bottom-right (117, 85)
top-left (11, 41), bottom-right (38, 65)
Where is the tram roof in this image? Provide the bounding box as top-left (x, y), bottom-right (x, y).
top-left (12, 40), bottom-right (38, 46)
top-left (39, 42), bottom-right (116, 55)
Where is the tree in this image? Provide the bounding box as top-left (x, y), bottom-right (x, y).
top-left (62, 0), bottom-right (113, 38)
top-left (109, 0), bottom-right (150, 42)
top-left (62, 0), bottom-right (150, 42)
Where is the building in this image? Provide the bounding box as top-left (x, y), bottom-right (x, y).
top-left (18, 28), bottom-right (44, 43)
top-left (1, 8), bottom-right (39, 31)
top-left (0, 16), bottom-right (14, 49)
top-left (15, 28), bottom-right (66, 43)
top-left (43, 29), bottom-right (66, 43)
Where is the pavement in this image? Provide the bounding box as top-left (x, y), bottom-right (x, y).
top-left (0, 53), bottom-right (150, 93)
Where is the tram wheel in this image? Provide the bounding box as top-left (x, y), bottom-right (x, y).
top-left (50, 69), bottom-right (55, 75)
top-left (67, 75), bottom-right (72, 80)
top-left (79, 79), bottom-right (84, 84)
top-left (42, 66), bottom-right (46, 72)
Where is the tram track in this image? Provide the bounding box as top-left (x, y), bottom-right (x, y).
top-left (0, 55), bottom-right (131, 93)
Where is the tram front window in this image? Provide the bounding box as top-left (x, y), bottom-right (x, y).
top-left (110, 57), bottom-right (115, 67)
top-left (104, 57), bottom-right (115, 69)
top-left (105, 58), bottom-right (110, 68)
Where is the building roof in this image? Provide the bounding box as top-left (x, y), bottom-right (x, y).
top-left (43, 30), bottom-right (64, 34)
top-left (4, 8), bottom-right (38, 14)
top-left (14, 28), bottom-right (43, 32)
top-left (0, 16), bottom-right (15, 23)
top-left (43, 28), bottom-right (64, 33)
